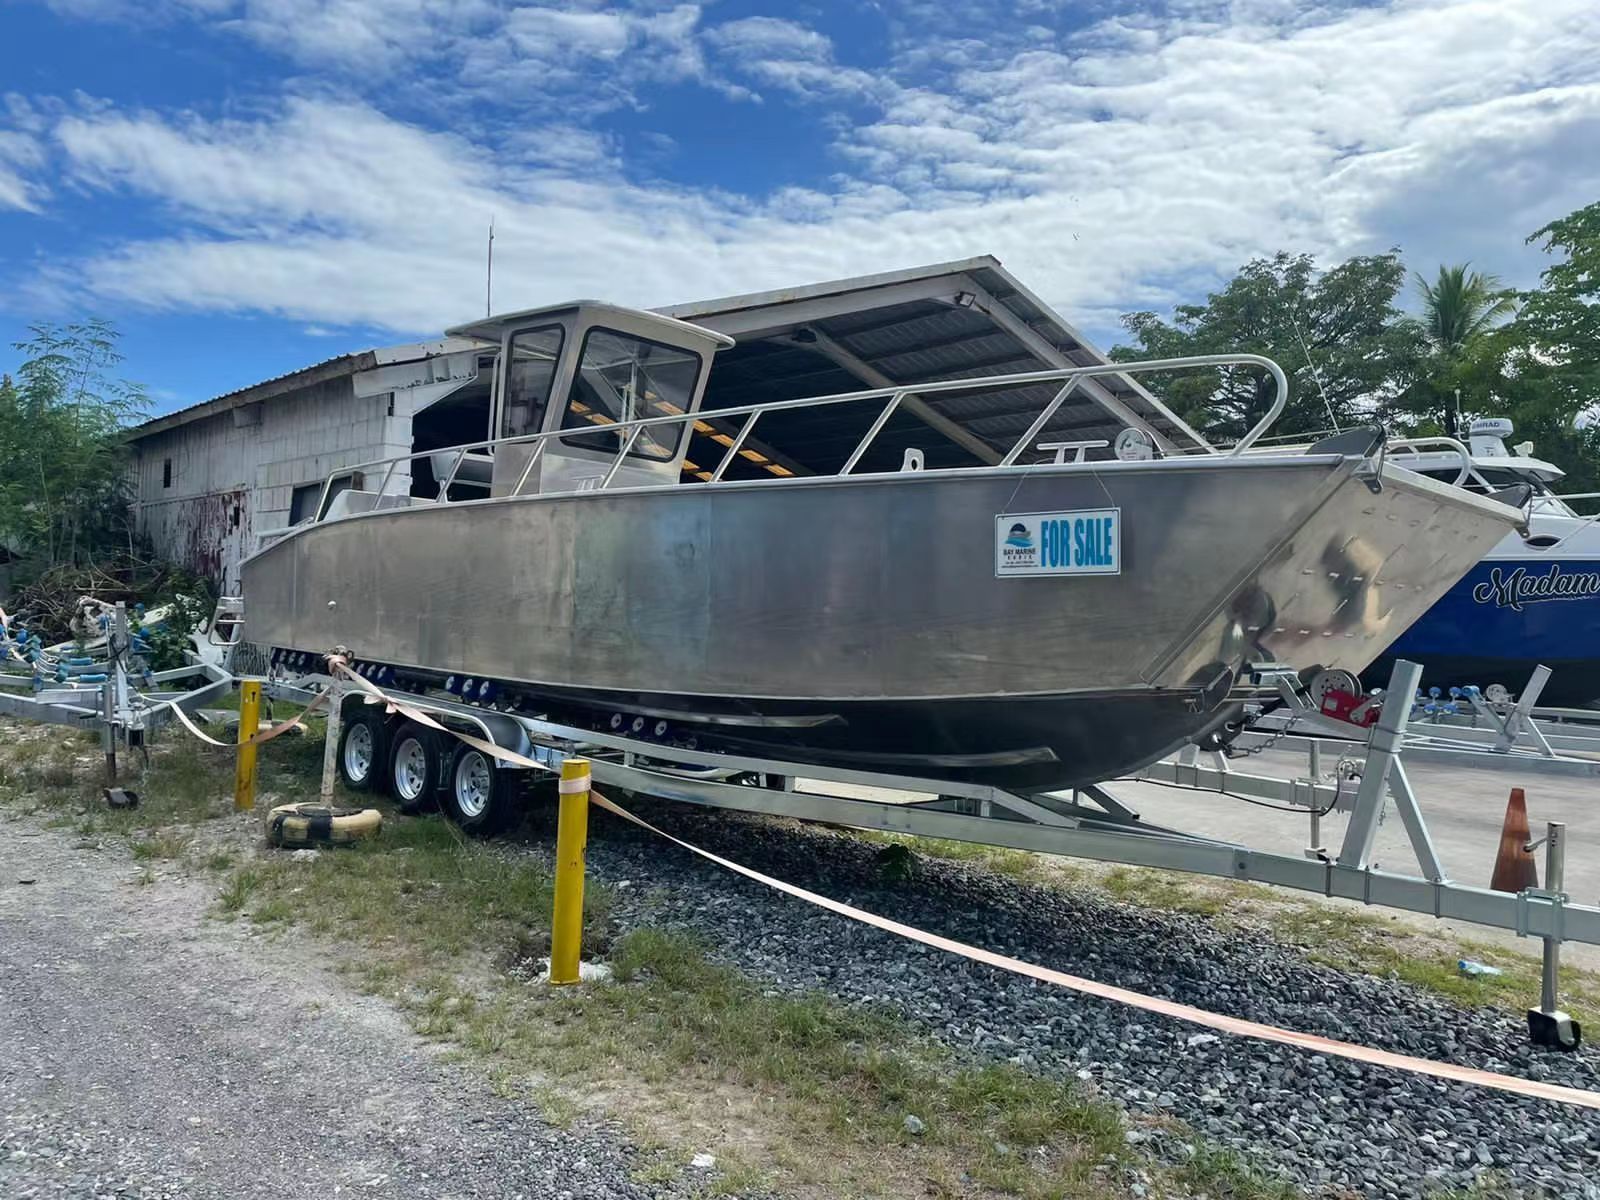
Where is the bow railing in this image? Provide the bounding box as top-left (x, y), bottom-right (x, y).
top-left (308, 353), bottom-right (1292, 523)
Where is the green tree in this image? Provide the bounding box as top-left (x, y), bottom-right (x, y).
top-left (1, 320), bottom-right (146, 569)
top-left (1484, 204), bottom-right (1600, 497)
top-left (1114, 251), bottom-right (1427, 444)
top-left (1403, 264), bottom-right (1517, 434)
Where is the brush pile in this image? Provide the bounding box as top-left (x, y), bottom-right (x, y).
top-left (6, 558), bottom-right (203, 643)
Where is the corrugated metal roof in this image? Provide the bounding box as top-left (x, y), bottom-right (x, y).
top-left (126, 350), bottom-right (378, 441)
top-left (126, 337), bottom-right (485, 442)
top-left (668, 258), bottom-right (1212, 476)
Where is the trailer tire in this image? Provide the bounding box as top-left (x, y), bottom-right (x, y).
top-left (337, 705), bottom-right (388, 793)
top-left (443, 744), bottom-right (521, 836)
top-left (267, 802), bottom-right (382, 848)
top-left (388, 722), bottom-right (443, 813)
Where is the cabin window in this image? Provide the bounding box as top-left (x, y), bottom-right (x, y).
top-left (502, 325), bottom-right (565, 439)
top-left (559, 327), bottom-right (702, 461)
top-left (162, 458), bottom-right (172, 489)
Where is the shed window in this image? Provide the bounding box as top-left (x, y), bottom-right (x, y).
top-left (162, 458), bottom-right (172, 489)
top-left (560, 327), bottom-right (701, 461)
top-left (290, 474), bottom-right (354, 524)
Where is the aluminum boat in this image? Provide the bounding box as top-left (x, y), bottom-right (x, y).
top-left (239, 302), bottom-right (1525, 789)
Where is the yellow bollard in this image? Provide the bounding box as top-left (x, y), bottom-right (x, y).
top-left (548, 757), bottom-right (591, 985)
top-left (234, 680), bottom-right (261, 811)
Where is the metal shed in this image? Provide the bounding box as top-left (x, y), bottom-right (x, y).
top-left (660, 256), bottom-right (1208, 479)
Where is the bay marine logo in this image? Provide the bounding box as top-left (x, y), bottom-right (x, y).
top-left (1004, 523), bottom-right (1033, 549)
top-left (1473, 564), bottom-right (1600, 611)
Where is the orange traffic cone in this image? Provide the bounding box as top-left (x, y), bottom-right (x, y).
top-left (1490, 787), bottom-right (1539, 893)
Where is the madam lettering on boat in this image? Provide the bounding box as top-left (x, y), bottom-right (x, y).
top-left (1472, 564), bottom-right (1600, 612)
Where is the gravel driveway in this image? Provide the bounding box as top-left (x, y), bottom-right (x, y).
top-left (0, 821), bottom-right (677, 1200)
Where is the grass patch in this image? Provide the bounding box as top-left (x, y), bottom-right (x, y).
top-left (1273, 905), bottom-right (1600, 1029)
top-left (0, 717), bottom-right (235, 833)
top-left (131, 830), bottom-right (192, 861)
top-left (1097, 867), bottom-right (1239, 918)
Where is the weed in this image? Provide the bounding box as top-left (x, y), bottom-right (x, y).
top-left (131, 831), bottom-right (191, 861)
top-left (216, 866), bottom-right (262, 915)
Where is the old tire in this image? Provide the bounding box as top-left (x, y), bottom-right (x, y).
top-left (442, 744), bottom-right (521, 836)
top-left (337, 705), bottom-right (388, 793)
top-left (387, 722), bottom-right (443, 813)
top-left (266, 802), bottom-right (382, 848)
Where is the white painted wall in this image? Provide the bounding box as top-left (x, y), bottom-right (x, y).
top-left (130, 376), bottom-right (415, 590)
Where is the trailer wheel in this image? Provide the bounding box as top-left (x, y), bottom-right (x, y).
top-left (388, 722), bottom-right (442, 813)
top-left (443, 744), bottom-right (520, 836)
top-left (337, 705), bottom-right (388, 792)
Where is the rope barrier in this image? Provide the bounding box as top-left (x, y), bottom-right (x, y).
top-left (161, 687), bottom-right (329, 748)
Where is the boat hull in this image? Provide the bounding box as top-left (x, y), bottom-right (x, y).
top-left (1369, 551), bottom-right (1600, 705)
top-left (242, 457), bottom-right (1518, 788)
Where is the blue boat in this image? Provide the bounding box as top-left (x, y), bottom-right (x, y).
top-left (1367, 419), bottom-right (1600, 705)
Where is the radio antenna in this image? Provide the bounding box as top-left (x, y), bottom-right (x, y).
top-left (485, 216), bottom-right (495, 317)
top-left (1289, 303), bottom-right (1340, 433)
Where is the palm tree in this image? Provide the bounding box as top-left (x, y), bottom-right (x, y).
top-left (1414, 264), bottom-right (1518, 433)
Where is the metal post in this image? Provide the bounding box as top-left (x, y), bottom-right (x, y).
top-left (101, 677), bottom-right (116, 784)
top-left (1523, 819), bottom-right (1581, 1053)
top-left (548, 757), bottom-right (591, 986)
top-left (320, 678), bottom-right (344, 804)
top-left (1497, 665), bottom-right (1553, 754)
top-left (1541, 822), bottom-right (1565, 1014)
top-left (1307, 740), bottom-right (1322, 855)
top-left (1337, 659), bottom-right (1424, 869)
top-left (234, 680), bottom-right (261, 811)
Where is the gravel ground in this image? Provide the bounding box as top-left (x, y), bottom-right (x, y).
top-left (0, 822), bottom-right (687, 1200)
top-left (562, 797), bottom-right (1600, 1200)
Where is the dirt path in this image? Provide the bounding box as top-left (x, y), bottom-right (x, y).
top-left (0, 820), bottom-right (674, 1200)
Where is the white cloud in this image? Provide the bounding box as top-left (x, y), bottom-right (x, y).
top-left (707, 14), bottom-right (881, 100)
top-left (706, 15), bottom-right (832, 61)
top-left (0, 131), bottom-right (46, 212)
top-left (13, 0), bottom-right (1600, 344)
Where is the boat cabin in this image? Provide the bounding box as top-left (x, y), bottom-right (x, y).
top-left (1390, 418), bottom-right (1566, 496)
top-left (443, 302), bottom-right (734, 497)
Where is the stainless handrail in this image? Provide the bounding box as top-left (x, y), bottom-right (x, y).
top-left (1386, 436), bottom-right (1487, 489)
top-left (309, 353), bottom-right (1291, 522)
top-left (711, 411), bottom-right (760, 482)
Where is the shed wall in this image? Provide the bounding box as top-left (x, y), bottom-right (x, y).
top-left (131, 377), bottom-right (412, 590)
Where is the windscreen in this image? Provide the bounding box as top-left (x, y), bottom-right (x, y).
top-left (560, 327), bottom-right (702, 461)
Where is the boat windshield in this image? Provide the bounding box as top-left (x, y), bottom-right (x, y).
top-left (560, 327), bottom-right (703, 461)
top-left (503, 325), bottom-right (565, 439)
top-left (1419, 464), bottom-right (1555, 496)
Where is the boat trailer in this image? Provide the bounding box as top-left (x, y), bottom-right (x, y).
top-left (1, 611), bottom-right (1592, 1049)
top-left (1240, 662), bottom-right (1600, 779)
top-left (248, 652), bottom-right (1593, 1048)
top-left (0, 599), bottom-right (235, 781)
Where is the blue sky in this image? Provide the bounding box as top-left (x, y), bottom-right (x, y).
top-left (2, 0), bottom-right (1599, 418)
